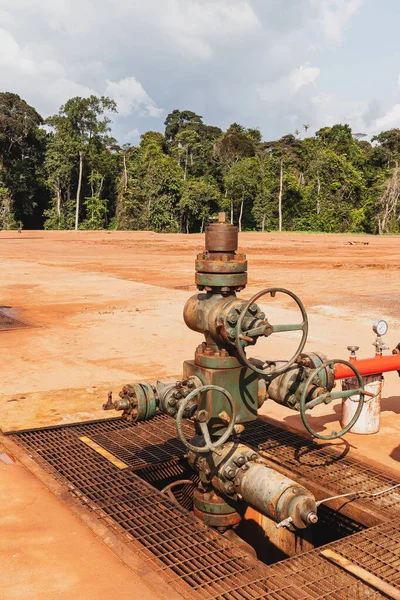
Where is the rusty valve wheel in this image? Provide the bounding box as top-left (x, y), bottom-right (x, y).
top-left (175, 385), bottom-right (237, 454)
top-left (235, 287), bottom-right (308, 377)
top-left (300, 359), bottom-right (366, 441)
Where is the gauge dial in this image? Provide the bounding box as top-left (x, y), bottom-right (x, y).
top-left (373, 319), bottom-right (388, 336)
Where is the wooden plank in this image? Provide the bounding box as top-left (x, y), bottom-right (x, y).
top-left (79, 436), bottom-right (128, 469)
top-left (321, 548), bottom-right (400, 600)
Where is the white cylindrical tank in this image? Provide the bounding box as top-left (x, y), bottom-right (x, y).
top-left (340, 374), bottom-right (383, 434)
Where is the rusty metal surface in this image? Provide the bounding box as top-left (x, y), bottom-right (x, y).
top-left (0, 308), bottom-right (30, 331)
top-left (241, 418), bottom-right (400, 520)
top-left (88, 414), bottom-right (192, 469)
top-left (10, 415), bottom-right (398, 599)
top-left (330, 522), bottom-right (400, 591)
top-left (136, 459), bottom-right (200, 511)
top-left (205, 223), bottom-right (238, 253)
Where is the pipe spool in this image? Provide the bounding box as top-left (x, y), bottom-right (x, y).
top-left (234, 462), bottom-right (318, 530)
top-left (196, 222), bottom-right (247, 289)
top-left (334, 354), bottom-right (400, 379)
top-left (205, 223), bottom-right (238, 253)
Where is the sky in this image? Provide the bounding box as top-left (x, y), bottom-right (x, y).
top-left (1, 0), bottom-right (400, 144)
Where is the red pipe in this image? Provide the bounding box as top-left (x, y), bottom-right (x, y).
top-left (334, 354), bottom-right (400, 380)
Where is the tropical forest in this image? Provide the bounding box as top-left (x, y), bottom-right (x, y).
top-left (1, 91), bottom-right (400, 234)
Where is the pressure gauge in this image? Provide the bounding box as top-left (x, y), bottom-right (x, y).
top-left (373, 319), bottom-right (388, 336)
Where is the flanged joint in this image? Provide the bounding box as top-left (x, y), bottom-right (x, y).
top-left (116, 382), bottom-right (157, 422)
top-left (193, 488), bottom-right (241, 531)
top-left (195, 222), bottom-right (247, 293)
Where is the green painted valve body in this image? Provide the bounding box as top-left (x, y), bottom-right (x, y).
top-left (104, 218), bottom-right (366, 531)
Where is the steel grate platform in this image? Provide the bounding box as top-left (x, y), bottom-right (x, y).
top-left (88, 414), bottom-right (193, 469)
top-left (0, 308), bottom-right (30, 331)
top-left (10, 415), bottom-right (400, 599)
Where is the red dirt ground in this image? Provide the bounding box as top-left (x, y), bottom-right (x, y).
top-left (1, 229), bottom-right (400, 598)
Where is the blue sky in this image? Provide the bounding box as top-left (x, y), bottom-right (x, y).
top-left (0, 0), bottom-right (399, 143)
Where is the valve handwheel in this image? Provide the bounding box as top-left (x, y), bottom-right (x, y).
top-left (176, 385), bottom-right (237, 454)
top-left (300, 359), bottom-right (366, 440)
top-left (235, 287), bottom-right (308, 377)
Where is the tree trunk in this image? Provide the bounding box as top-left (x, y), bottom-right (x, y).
top-left (200, 216), bottom-right (205, 234)
top-left (278, 159), bottom-right (283, 232)
top-left (186, 217), bottom-right (189, 234)
top-left (123, 153), bottom-right (128, 190)
top-left (56, 187), bottom-right (61, 218)
top-left (184, 148), bottom-right (188, 181)
top-left (317, 172), bottom-right (321, 215)
top-left (230, 200), bottom-right (234, 225)
top-left (239, 198), bottom-right (244, 233)
top-left (262, 213), bottom-right (266, 232)
top-left (75, 150), bottom-right (83, 231)
top-left (378, 163), bottom-right (400, 234)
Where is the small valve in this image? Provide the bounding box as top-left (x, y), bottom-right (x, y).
top-left (372, 320), bottom-right (389, 354)
top-left (103, 391), bottom-right (115, 411)
top-left (347, 346), bottom-right (359, 358)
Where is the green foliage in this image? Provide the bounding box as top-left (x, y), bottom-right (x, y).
top-left (80, 196), bottom-right (108, 230)
top-left (46, 95), bottom-right (117, 230)
top-left (0, 186), bottom-right (17, 230)
top-left (1, 89), bottom-right (400, 235)
top-left (0, 92), bottom-right (49, 227)
top-left (224, 157), bottom-right (260, 231)
top-left (179, 177), bottom-right (221, 232)
top-left (164, 109), bottom-right (203, 141)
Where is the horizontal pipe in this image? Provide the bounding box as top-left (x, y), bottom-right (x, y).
top-left (334, 354), bottom-right (400, 380)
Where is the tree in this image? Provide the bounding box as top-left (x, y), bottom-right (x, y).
top-left (81, 196), bottom-right (108, 230)
top-left (370, 129), bottom-right (400, 233)
top-left (0, 92), bottom-right (48, 227)
top-left (139, 133), bottom-right (184, 231)
top-left (0, 187), bottom-right (16, 230)
top-left (164, 109), bottom-right (203, 141)
top-left (261, 134), bottom-right (303, 231)
top-left (47, 95), bottom-right (117, 230)
top-left (224, 157), bottom-right (260, 232)
top-left (115, 145), bottom-right (144, 229)
top-left (375, 166), bottom-right (400, 234)
top-left (43, 125), bottom-right (76, 228)
top-left (172, 129), bottom-right (201, 180)
top-left (213, 124), bottom-right (260, 222)
top-left (253, 153), bottom-right (279, 231)
top-left (179, 177), bottom-right (221, 233)
top-left (372, 129), bottom-right (400, 165)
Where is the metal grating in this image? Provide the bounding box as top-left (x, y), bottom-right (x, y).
top-left (88, 414), bottom-right (193, 469)
top-left (0, 308), bottom-right (30, 331)
top-left (330, 522), bottom-right (400, 590)
top-left (11, 415), bottom-right (398, 599)
top-left (136, 459), bottom-right (200, 511)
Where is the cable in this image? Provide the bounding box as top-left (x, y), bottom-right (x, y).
top-left (316, 482), bottom-right (400, 507)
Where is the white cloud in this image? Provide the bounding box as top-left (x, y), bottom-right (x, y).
top-left (0, 0), bottom-right (391, 143)
top-left (105, 77), bottom-right (163, 118)
top-left (371, 104), bottom-right (400, 133)
top-left (125, 128), bottom-right (141, 143)
top-left (258, 64), bottom-right (320, 104)
top-left (160, 0), bottom-right (261, 58)
top-left (0, 27), bottom-right (96, 111)
top-left (291, 64), bottom-right (320, 92)
top-left (311, 0), bottom-right (363, 44)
